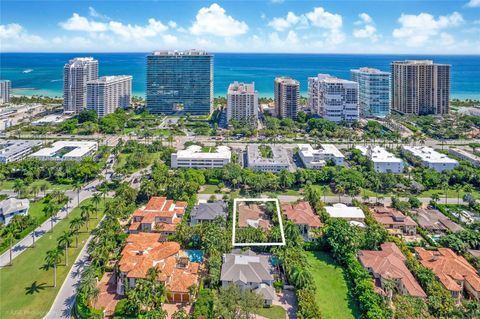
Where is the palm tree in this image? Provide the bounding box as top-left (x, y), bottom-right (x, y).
top-left (321, 185), bottom-right (328, 202)
top-left (13, 179), bottom-right (24, 197)
top-left (442, 182), bottom-right (449, 205)
top-left (43, 202), bottom-right (58, 232)
top-left (79, 265), bottom-right (100, 306)
top-left (146, 267), bottom-right (160, 282)
top-left (80, 205), bottom-right (92, 232)
top-left (44, 248), bottom-right (64, 288)
top-left (91, 193), bottom-right (101, 219)
top-left (40, 183), bottom-right (48, 196)
top-left (31, 218), bottom-right (39, 248)
top-left (454, 184), bottom-right (462, 204)
top-left (289, 267), bottom-right (313, 289)
top-left (57, 231), bottom-right (73, 266)
top-left (5, 229), bottom-right (15, 266)
top-left (335, 185), bottom-right (345, 203)
top-left (382, 278), bottom-right (397, 305)
top-left (69, 217), bottom-right (84, 247)
top-left (431, 193), bottom-right (441, 204)
top-left (73, 181), bottom-right (82, 207)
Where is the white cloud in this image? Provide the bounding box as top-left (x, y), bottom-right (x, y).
top-left (353, 13), bottom-right (379, 42)
top-left (440, 32), bottom-right (455, 45)
top-left (168, 21), bottom-right (177, 28)
top-left (88, 7), bottom-right (109, 20)
top-left (286, 30), bottom-right (298, 43)
top-left (306, 7), bottom-right (342, 30)
top-left (0, 23), bottom-right (45, 50)
top-left (109, 18), bottom-right (168, 39)
top-left (162, 34), bottom-right (177, 44)
top-left (466, 0), bottom-right (480, 8)
top-left (190, 3), bottom-right (248, 37)
top-left (60, 13), bottom-right (108, 32)
top-left (393, 12), bottom-right (464, 46)
top-left (268, 11), bottom-right (302, 31)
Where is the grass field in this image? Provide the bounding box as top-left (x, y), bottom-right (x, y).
top-left (254, 305), bottom-right (286, 319)
top-left (0, 198), bottom-right (109, 319)
top-left (306, 251), bottom-right (361, 319)
top-left (0, 179), bottom-right (72, 191)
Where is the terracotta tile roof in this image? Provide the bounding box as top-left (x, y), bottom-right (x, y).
top-left (359, 243), bottom-right (426, 298)
top-left (281, 201), bottom-right (322, 228)
top-left (415, 247), bottom-right (480, 293)
top-left (129, 222), bottom-right (141, 231)
top-left (371, 206), bottom-right (417, 227)
top-left (119, 233), bottom-right (199, 293)
top-left (238, 203), bottom-right (272, 231)
top-left (145, 197), bottom-right (167, 211)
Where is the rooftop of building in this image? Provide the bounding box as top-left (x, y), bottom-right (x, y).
top-left (174, 145), bottom-right (231, 159)
top-left (87, 75), bottom-right (132, 84)
top-left (391, 60), bottom-right (450, 67)
top-left (0, 198), bottom-right (30, 215)
top-left (228, 81), bottom-right (256, 94)
top-left (403, 146), bottom-right (458, 164)
top-left (412, 207), bottom-right (464, 233)
top-left (298, 144), bottom-right (344, 158)
top-left (371, 206), bottom-right (417, 227)
top-left (317, 73), bottom-right (358, 85)
top-left (220, 250), bottom-right (274, 284)
top-left (247, 144), bottom-right (290, 166)
top-left (351, 67), bottom-right (390, 75)
top-left (450, 148), bottom-right (480, 161)
top-left (191, 200), bottom-right (227, 221)
top-left (0, 139), bottom-right (43, 157)
top-left (119, 233), bottom-right (199, 293)
top-left (324, 203), bottom-right (365, 219)
top-left (356, 145), bottom-right (403, 163)
top-left (358, 243), bottom-right (427, 298)
top-left (275, 77), bottom-right (299, 85)
top-left (415, 247), bottom-right (480, 293)
top-left (150, 49), bottom-right (211, 56)
top-left (237, 203), bottom-right (272, 231)
top-left (281, 201), bottom-right (322, 228)
top-left (29, 140), bottom-right (97, 158)
top-left (130, 196), bottom-right (187, 232)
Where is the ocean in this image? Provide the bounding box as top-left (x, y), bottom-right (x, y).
top-left (1, 53), bottom-right (479, 99)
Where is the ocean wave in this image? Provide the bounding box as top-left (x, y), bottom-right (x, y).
top-left (50, 79), bottom-right (62, 82)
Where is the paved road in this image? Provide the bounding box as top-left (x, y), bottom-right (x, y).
top-left (198, 193), bottom-right (467, 206)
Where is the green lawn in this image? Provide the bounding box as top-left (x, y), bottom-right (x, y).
top-left (0, 198), bottom-right (109, 319)
top-left (254, 305), bottom-right (286, 319)
top-left (419, 188), bottom-right (480, 200)
top-left (0, 200), bottom-right (48, 254)
top-left (306, 251), bottom-right (360, 319)
top-left (0, 179), bottom-right (72, 191)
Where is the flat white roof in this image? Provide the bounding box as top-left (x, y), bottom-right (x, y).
top-left (175, 145), bottom-right (231, 160)
top-left (403, 146), bottom-right (458, 164)
top-left (32, 114), bottom-right (72, 125)
top-left (298, 144), bottom-right (344, 158)
top-left (325, 203), bottom-right (365, 219)
top-left (356, 145), bottom-right (403, 163)
top-left (30, 141), bottom-right (97, 158)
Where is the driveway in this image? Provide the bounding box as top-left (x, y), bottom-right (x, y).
top-left (274, 290), bottom-right (297, 319)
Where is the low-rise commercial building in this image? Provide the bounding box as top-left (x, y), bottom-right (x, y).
top-left (117, 233), bottom-right (200, 303)
top-left (246, 144), bottom-right (291, 172)
top-left (449, 148), bottom-right (480, 167)
top-left (171, 145), bottom-right (231, 169)
top-left (0, 140), bottom-right (43, 163)
top-left (0, 198), bottom-right (30, 225)
top-left (29, 141), bottom-right (98, 161)
top-left (221, 250), bottom-right (276, 306)
top-left (297, 144), bottom-right (344, 168)
top-left (402, 146), bottom-right (458, 172)
top-left (415, 247), bottom-right (480, 300)
top-left (324, 203), bottom-right (366, 227)
top-left (359, 243), bottom-right (426, 298)
top-left (356, 145), bottom-right (404, 173)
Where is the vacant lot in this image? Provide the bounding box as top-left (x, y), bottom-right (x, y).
top-left (306, 251), bottom-right (360, 319)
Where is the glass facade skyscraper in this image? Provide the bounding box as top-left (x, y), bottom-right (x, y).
top-left (351, 67), bottom-right (390, 118)
top-left (146, 50), bottom-right (213, 115)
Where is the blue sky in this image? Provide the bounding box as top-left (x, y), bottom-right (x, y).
top-left (1, 0), bottom-right (479, 53)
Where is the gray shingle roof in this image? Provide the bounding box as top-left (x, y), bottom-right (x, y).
top-left (191, 201), bottom-right (227, 221)
top-left (221, 250), bottom-right (274, 284)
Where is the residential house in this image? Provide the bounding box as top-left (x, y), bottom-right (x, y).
top-left (237, 203), bottom-right (272, 231)
top-left (324, 203), bottom-right (366, 227)
top-left (358, 243), bottom-right (426, 298)
top-left (220, 250), bottom-right (276, 306)
top-left (281, 201), bottom-right (322, 239)
top-left (190, 200), bottom-right (227, 225)
top-left (117, 233), bottom-right (200, 303)
top-left (415, 247), bottom-right (480, 300)
top-left (412, 208), bottom-right (463, 235)
top-left (371, 206), bottom-right (417, 236)
top-left (0, 198), bottom-right (29, 225)
top-left (129, 197), bottom-right (187, 238)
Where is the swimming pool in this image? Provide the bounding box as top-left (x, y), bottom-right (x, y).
top-left (185, 250), bottom-right (204, 263)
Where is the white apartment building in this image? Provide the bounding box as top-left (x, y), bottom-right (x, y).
top-left (403, 146), bottom-right (458, 172)
top-left (0, 140), bottom-right (43, 163)
top-left (63, 57), bottom-right (99, 113)
top-left (246, 144), bottom-right (291, 172)
top-left (307, 77), bottom-right (319, 113)
top-left (312, 74), bottom-right (359, 123)
top-left (449, 148), bottom-right (480, 167)
top-left (351, 67), bottom-right (390, 118)
top-left (171, 145), bottom-right (231, 168)
top-left (227, 81), bottom-right (258, 127)
top-left (356, 145), bottom-right (404, 173)
top-left (0, 80), bottom-right (11, 104)
top-left (30, 141), bottom-right (98, 161)
top-left (298, 144), bottom-right (344, 168)
top-left (274, 77), bottom-right (299, 119)
top-left (87, 75), bottom-right (132, 117)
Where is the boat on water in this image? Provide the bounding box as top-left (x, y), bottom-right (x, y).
top-left (22, 69), bottom-right (33, 73)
